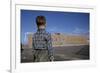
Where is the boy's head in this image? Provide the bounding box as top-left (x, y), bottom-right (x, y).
top-left (36, 16), bottom-right (46, 29)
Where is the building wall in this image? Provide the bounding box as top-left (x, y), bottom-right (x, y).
top-left (52, 33), bottom-right (89, 46)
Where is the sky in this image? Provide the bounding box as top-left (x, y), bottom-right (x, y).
top-left (21, 10), bottom-right (89, 44)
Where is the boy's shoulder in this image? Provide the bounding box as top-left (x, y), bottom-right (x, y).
top-left (34, 31), bottom-right (51, 35)
top-left (33, 31), bottom-right (51, 38)
top-left (45, 31), bottom-right (51, 35)
top-left (45, 31), bottom-right (51, 37)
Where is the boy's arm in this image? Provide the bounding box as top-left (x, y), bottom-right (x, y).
top-left (32, 36), bottom-right (35, 50)
top-left (47, 33), bottom-right (54, 61)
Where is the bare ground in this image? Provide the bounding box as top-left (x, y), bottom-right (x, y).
top-left (21, 45), bottom-right (89, 63)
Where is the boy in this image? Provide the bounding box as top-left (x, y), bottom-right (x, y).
top-left (32, 16), bottom-right (54, 62)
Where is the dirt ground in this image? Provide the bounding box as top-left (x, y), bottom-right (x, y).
top-left (21, 45), bottom-right (89, 63)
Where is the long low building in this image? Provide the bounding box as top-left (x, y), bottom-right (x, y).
top-left (52, 33), bottom-right (89, 47)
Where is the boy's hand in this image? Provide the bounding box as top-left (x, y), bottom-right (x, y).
top-left (50, 56), bottom-right (54, 61)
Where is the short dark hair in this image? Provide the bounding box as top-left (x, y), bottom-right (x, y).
top-left (36, 16), bottom-right (46, 27)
